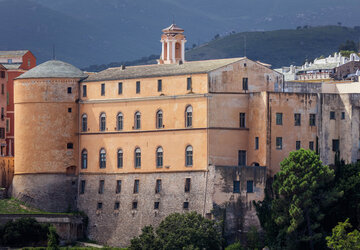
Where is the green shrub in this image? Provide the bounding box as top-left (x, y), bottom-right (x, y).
top-left (225, 241), bottom-right (243, 250)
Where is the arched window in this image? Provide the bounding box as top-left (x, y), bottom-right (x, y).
top-left (81, 149), bottom-right (87, 169)
top-left (185, 106), bottom-right (193, 127)
top-left (156, 147), bottom-right (163, 168)
top-left (99, 113), bottom-right (106, 131)
top-left (117, 149), bottom-right (123, 168)
top-left (117, 113), bottom-right (123, 131)
top-left (156, 110), bottom-right (163, 129)
top-left (134, 111), bottom-right (141, 129)
top-left (82, 114), bottom-right (87, 132)
top-left (99, 148), bottom-right (106, 169)
top-left (185, 145), bottom-right (193, 166)
top-left (135, 148), bottom-right (141, 168)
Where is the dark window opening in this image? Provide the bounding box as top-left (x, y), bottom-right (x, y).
top-left (276, 137), bottom-right (282, 150)
top-left (101, 83), bottom-right (105, 96)
top-left (255, 137), bottom-right (259, 150)
top-left (158, 79), bottom-right (162, 92)
top-left (187, 77), bottom-right (192, 90)
top-left (114, 202), bottom-right (120, 210)
top-left (276, 113), bottom-right (283, 125)
top-left (118, 82), bottom-right (123, 95)
top-left (132, 201), bottom-right (138, 209)
top-left (309, 114), bottom-right (316, 126)
top-left (99, 180), bottom-right (104, 194)
top-left (247, 180), bottom-right (254, 193)
top-left (1, 84), bottom-right (4, 94)
top-left (186, 146), bottom-right (193, 166)
top-left (82, 85), bottom-right (87, 97)
top-left (332, 139), bottom-right (339, 152)
top-left (242, 77), bottom-right (248, 90)
top-left (97, 202), bottom-right (103, 210)
top-left (81, 149), bottom-right (87, 169)
top-left (99, 149), bottom-right (106, 168)
top-left (183, 202), bottom-right (189, 209)
top-left (135, 148), bottom-right (141, 168)
top-left (294, 113), bottom-right (301, 126)
top-left (156, 147), bottom-right (163, 167)
top-left (239, 113), bottom-right (246, 128)
top-left (296, 141), bottom-right (301, 150)
top-left (341, 112), bottom-right (345, 120)
top-left (67, 143), bottom-right (73, 149)
top-left (238, 150), bottom-right (246, 166)
top-left (117, 150), bottom-right (123, 168)
top-left (330, 111), bottom-right (336, 120)
top-left (80, 180), bottom-right (86, 194)
top-left (136, 81), bottom-right (140, 94)
top-left (67, 87), bottom-right (72, 94)
top-left (185, 178), bottom-right (191, 192)
top-left (309, 141), bottom-right (314, 151)
top-left (185, 106), bottom-right (192, 127)
top-left (68, 108), bottom-right (72, 113)
top-left (233, 181), bottom-right (240, 193)
top-left (116, 180), bottom-right (121, 194)
top-left (134, 180), bottom-right (139, 193)
top-left (155, 179), bottom-right (162, 194)
top-left (154, 202), bottom-right (160, 210)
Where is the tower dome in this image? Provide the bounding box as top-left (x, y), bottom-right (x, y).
top-left (11, 60), bottom-right (86, 212)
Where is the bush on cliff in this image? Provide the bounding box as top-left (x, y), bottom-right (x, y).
top-left (129, 212), bottom-right (223, 250)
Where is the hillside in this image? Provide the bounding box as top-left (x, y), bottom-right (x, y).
top-left (83, 26), bottom-right (360, 71)
top-left (1, 0), bottom-right (360, 67)
top-left (186, 26), bottom-right (360, 68)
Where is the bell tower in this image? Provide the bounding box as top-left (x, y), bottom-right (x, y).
top-left (158, 24), bottom-right (187, 64)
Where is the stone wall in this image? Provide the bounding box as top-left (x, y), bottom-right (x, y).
top-left (0, 157), bottom-right (14, 191)
top-left (0, 214), bottom-right (84, 242)
top-left (77, 165), bottom-right (265, 247)
top-left (10, 174), bottom-right (78, 213)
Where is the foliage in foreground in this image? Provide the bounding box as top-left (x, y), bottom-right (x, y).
top-left (129, 212), bottom-right (223, 250)
top-left (326, 219), bottom-right (360, 250)
top-left (255, 149), bottom-right (340, 249)
top-left (0, 218), bottom-right (50, 247)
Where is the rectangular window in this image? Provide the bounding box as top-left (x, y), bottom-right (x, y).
top-left (276, 137), bottom-right (282, 150)
top-left (1, 108), bottom-right (4, 120)
top-left (116, 180), bottom-right (121, 194)
top-left (158, 79), bottom-right (162, 92)
top-left (0, 128), bottom-right (5, 139)
top-left (136, 81), bottom-right (140, 93)
top-left (114, 202), bottom-right (120, 210)
top-left (134, 179), bottom-right (139, 193)
top-left (154, 202), bottom-right (160, 210)
top-left (97, 202), bottom-right (103, 210)
top-left (239, 113), bottom-right (246, 128)
top-left (238, 150), bottom-right (246, 166)
top-left (309, 114), bottom-right (316, 126)
top-left (1, 84), bottom-right (4, 95)
top-left (242, 77), bottom-right (248, 90)
top-left (67, 87), bottom-right (72, 94)
top-left (183, 202), bottom-right (189, 209)
top-left (185, 178), bottom-right (191, 192)
top-left (332, 139), bottom-right (339, 152)
top-left (247, 180), bottom-right (254, 193)
top-left (80, 180), bottom-right (86, 194)
top-left (255, 137), bottom-right (259, 150)
top-left (67, 143), bottom-right (73, 149)
top-left (101, 83), bottom-right (105, 96)
top-left (0, 71), bottom-right (5, 78)
top-left (276, 113), bottom-right (283, 125)
top-left (68, 108), bottom-right (72, 113)
top-left (330, 111), bottom-right (336, 120)
top-left (132, 201), bottom-right (138, 209)
top-left (187, 77), bottom-right (192, 90)
top-left (82, 85), bottom-right (87, 97)
top-left (296, 141), bottom-right (301, 150)
top-left (341, 112), bottom-right (345, 120)
top-left (155, 179), bottom-right (162, 194)
top-left (99, 180), bottom-right (104, 194)
top-left (294, 113), bottom-right (301, 126)
top-left (5, 119), bottom-right (9, 133)
top-left (233, 181), bottom-right (240, 193)
top-left (118, 82), bottom-right (123, 95)
top-left (309, 141), bottom-right (314, 150)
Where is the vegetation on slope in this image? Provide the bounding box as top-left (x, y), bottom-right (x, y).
top-left (0, 198), bottom-right (44, 214)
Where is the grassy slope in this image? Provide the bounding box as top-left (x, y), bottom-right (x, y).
top-left (186, 26), bottom-right (360, 68)
top-left (0, 198), bottom-right (47, 214)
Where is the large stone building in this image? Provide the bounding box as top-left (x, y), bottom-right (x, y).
top-left (10, 25), bottom-right (360, 246)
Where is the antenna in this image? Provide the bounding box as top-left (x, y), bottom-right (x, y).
top-left (244, 35), bottom-right (247, 57)
top-left (52, 44), bottom-right (56, 60)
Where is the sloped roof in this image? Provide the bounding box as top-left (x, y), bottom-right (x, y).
top-left (0, 50), bottom-right (29, 58)
top-left (162, 24), bottom-right (184, 33)
top-left (84, 58), bottom-right (245, 82)
top-left (17, 60), bottom-right (87, 79)
top-left (2, 64), bottom-right (21, 70)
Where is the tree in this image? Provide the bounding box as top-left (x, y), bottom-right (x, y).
top-left (0, 218), bottom-right (49, 247)
top-left (326, 219), bottom-right (360, 249)
top-left (47, 225), bottom-right (60, 250)
top-left (129, 212), bottom-right (223, 250)
top-left (339, 40), bottom-right (358, 52)
top-left (225, 241), bottom-right (243, 250)
top-left (256, 149), bottom-right (339, 249)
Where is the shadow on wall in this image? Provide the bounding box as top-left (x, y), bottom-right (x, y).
top-left (0, 157), bottom-right (14, 192)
